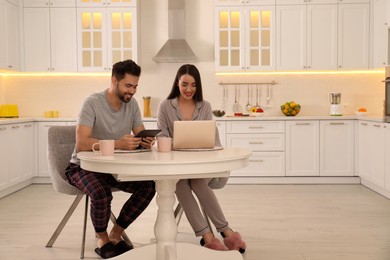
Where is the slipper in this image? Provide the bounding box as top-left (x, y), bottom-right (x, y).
top-left (95, 242), bottom-right (117, 259)
top-left (115, 240), bottom-right (134, 255)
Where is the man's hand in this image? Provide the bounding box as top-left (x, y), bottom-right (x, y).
top-left (139, 137), bottom-right (155, 149)
top-left (116, 134), bottom-right (142, 150)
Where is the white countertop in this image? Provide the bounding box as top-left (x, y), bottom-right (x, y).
top-left (0, 115), bottom-right (386, 125)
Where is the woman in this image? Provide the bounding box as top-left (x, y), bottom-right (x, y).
top-left (156, 64), bottom-right (246, 253)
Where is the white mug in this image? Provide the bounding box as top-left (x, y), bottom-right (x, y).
top-left (92, 140), bottom-right (115, 156)
top-left (157, 137), bottom-right (172, 152)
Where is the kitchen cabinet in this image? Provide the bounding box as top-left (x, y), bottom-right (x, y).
top-left (357, 121), bottom-right (386, 189)
top-left (23, 0), bottom-right (78, 72)
top-left (0, 0), bottom-right (20, 71)
top-left (0, 122), bottom-right (35, 198)
top-left (286, 120), bottom-right (319, 176)
top-left (384, 125), bottom-right (390, 192)
top-left (214, 3), bottom-right (276, 71)
top-left (337, 2), bottom-right (369, 69)
top-left (320, 120), bottom-right (354, 176)
top-left (214, 0), bottom-right (275, 6)
top-left (370, 0), bottom-right (389, 68)
top-left (275, 2), bottom-right (337, 70)
top-left (76, 0), bottom-right (136, 7)
top-left (77, 6), bottom-right (138, 72)
top-left (226, 120), bottom-right (285, 177)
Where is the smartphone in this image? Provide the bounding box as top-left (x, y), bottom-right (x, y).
top-left (135, 129), bottom-right (161, 138)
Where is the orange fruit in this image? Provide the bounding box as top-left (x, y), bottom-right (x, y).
top-left (358, 107), bottom-right (367, 112)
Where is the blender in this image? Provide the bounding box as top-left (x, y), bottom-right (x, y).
top-left (329, 92), bottom-right (342, 116)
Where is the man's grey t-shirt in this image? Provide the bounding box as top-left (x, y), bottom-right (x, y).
top-left (70, 89), bottom-right (143, 164)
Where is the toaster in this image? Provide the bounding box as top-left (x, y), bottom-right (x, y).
top-left (0, 104), bottom-right (19, 118)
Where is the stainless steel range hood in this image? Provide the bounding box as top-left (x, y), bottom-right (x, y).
top-left (153, 0), bottom-right (198, 63)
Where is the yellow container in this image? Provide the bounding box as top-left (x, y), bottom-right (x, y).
top-left (0, 104), bottom-right (19, 118)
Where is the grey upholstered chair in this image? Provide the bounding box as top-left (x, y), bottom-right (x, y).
top-left (174, 176), bottom-right (229, 235)
top-left (45, 125), bottom-right (131, 259)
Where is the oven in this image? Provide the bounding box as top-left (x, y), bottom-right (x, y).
top-left (385, 67), bottom-right (390, 122)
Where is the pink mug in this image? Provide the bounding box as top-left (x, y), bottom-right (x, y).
top-left (157, 137), bottom-right (172, 152)
top-left (92, 140), bottom-right (115, 156)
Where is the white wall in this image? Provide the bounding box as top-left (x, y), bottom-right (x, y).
top-left (0, 0), bottom-right (386, 118)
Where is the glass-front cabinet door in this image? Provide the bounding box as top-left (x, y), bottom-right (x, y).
top-left (215, 7), bottom-right (244, 71)
top-left (215, 5), bottom-right (275, 71)
top-left (245, 6), bottom-right (275, 70)
top-left (77, 7), bottom-right (137, 72)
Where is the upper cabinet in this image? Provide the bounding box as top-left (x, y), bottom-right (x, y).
top-left (77, 5), bottom-right (138, 72)
top-left (0, 0), bottom-right (20, 71)
top-left (23, 0), bottom-right (78, 72)
top-left (370, 0), bottom-right (389, 68)
top-left (337, 1), bottom-right (369, 69)
top-left (76, 0), bottom-right (136, 7)
top-left (215, 0), bottom-right (373, 71)
top-left (215, 3), bottom-right (275, 71)
top-left (276, 2), bottom-right (337, 70)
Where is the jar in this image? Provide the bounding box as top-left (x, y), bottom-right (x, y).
top-left (143, 96), bottom-right (151, 117)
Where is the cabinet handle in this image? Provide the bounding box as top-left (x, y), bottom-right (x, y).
top-left (8, 65), bottom-right (13, 68)
top-left (360, 122), bottom-right (368, 126)
top-left (373, 124), bottom-right (382, 128)
top-left (249, 159), bottom-right (264, 162)
top-left (249, 141), bottom-right (263, 145)
top-left (24, 124), bottom-right (32, 128)
top-left (0, 127), bottom-right (7, 131)
top-left (248, 126), bottom-right (263, 129)
top-left (295, 122), bottom-right (310, 125)
top-left (330, 122), bottom-right (345, 125)
top-left (12, 125), bottom-right (20, 129)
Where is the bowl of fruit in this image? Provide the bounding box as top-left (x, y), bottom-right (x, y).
top-left (212, 109), bottom-right (226, 117)
top-left (355, 107), bottom-right (367, 116)
top-left (250, 107), bottom-right (264, 117)
top-left (281, 101), bottom-right (301, 116)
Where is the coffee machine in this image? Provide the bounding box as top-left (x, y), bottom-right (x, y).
top-left (329, 92), bottom-right (342, 116)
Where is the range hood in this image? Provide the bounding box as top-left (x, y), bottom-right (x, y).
top-left (153, 0), bottom-right (199, 63)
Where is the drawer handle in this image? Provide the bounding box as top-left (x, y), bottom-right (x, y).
top-left (295, 122), bottom-right (310, 125)
top-left (12, 126), bottom-right (20, 129)
top-left (373, 124), bottom-right (381, 128)
top-left (360, 123), bottom-right (368, 126)
top-left (330, 122), bottom-right (345, 125)
top-left (249, 141), bottom-right (264, 144)
top-left (0, 127), bottom-right (6, 131)
top-left (24, 124), bottom-right (32, 128)
top-left (248, 126), bottom-right (264, 129)
top-left (249, 159), bottom-right (264, 162)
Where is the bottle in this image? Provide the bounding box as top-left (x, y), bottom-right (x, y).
top-left (143, 96), bottom-right (151, 117)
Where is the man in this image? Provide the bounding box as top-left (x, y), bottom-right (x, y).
top-left (65, 60), bottom-right (156, 259)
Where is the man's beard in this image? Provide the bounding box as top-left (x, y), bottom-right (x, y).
top-left (116, 83), bottom-right (132, 103)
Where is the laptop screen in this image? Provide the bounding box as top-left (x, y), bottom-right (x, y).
top-left (172, 120), bottom-right (216, 149)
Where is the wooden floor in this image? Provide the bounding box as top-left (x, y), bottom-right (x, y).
top-left (1, 183), bottom-right (390, 260)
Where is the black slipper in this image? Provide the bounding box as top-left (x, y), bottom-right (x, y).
top-left (115, 240), bottom-right (134, 255)
top-left (95, 242), bottom-right (117, 259)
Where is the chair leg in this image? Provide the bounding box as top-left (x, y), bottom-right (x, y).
top-left (109, 212), bottom-right (132, 245)
top-left (80, 195), bottom-right (89, 259)
top-left (46, 194), bottom-right (84, 248)
top-left (174, 203), bottom-right (184, 225)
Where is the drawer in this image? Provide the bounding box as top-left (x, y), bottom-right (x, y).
top-left (227, 133), bottom-right (285, 151)
top-left (230, 152), bottom-right (285, 177)
top-left (227, 121), bottom-right (285, 134)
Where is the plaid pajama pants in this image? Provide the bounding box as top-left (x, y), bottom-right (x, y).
top-left (65, 163), bottom-right (156, 233)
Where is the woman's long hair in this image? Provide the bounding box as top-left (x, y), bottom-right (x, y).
top-left (167, 64), bottom-right (203, 102)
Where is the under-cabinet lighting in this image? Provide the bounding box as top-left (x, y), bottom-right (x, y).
top-left (215, 69), bottom-right (384, 76)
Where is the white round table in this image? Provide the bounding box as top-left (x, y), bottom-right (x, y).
top-left (78, 147), bottom-right (251, 260)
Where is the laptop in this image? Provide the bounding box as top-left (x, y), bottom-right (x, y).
top-left (172, 120), bottom-right (223, 151)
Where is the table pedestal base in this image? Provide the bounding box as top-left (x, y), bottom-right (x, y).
top-left (111, 243), bottom-right (243, 260)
